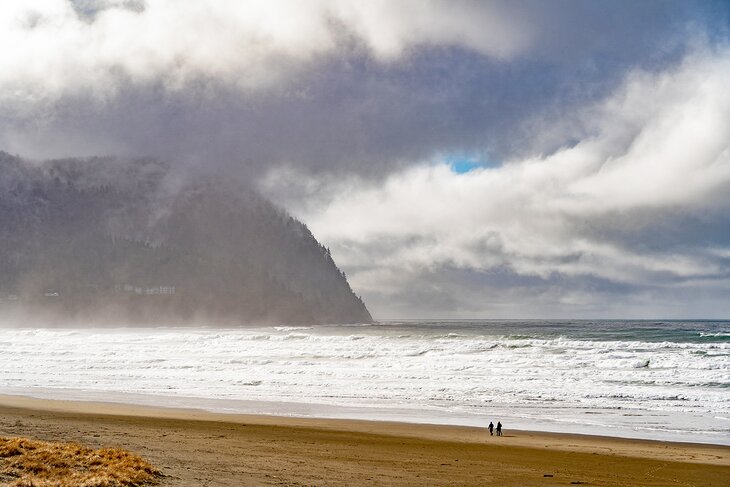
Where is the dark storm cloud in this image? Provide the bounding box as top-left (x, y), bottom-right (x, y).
top-left (1, 1), bottom-right (724, 177)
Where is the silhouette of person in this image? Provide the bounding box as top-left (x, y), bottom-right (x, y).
top-left (496, 421), bottom-right (502, 436)
top-left (488, 421), bottom-right (494, 436)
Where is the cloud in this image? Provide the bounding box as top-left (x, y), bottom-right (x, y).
top-left (0, 0), bottom-right (720, 169)
top-left (0, 0), bottom-right (530, 102)
top-left (260, 48), bottom-right (730, 318)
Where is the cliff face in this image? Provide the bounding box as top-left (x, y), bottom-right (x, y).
top-left (0, 152), bottom-right (372, 325)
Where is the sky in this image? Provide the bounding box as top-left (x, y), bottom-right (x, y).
top-left (1, 0), bottom-right (729, 319)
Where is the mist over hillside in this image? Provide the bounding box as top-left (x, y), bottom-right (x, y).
top-left (0, 151), bottom-right (372, 326)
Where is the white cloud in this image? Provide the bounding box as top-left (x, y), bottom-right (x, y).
top-left (0, 0), bottom-right (530, 105)
top-left (262, 48), bottom-right (730, 317)
top-left (332, 1), bottom-right (530, 60)
top-left (564, 51), bottom-right (730, 211)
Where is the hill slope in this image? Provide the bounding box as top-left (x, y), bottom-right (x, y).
top-left (0, 152), bottom-right (372, 325)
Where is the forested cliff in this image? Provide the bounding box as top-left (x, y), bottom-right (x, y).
top-left (0, 151), bottom-right (372, 325)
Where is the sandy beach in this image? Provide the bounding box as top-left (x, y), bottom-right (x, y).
top-left (0, 395), bottom-right (727, 486)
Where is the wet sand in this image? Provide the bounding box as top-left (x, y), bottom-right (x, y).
top-left (0, 395), bottom-right (727, 486)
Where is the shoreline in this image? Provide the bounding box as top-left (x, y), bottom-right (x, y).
top-left (1, 394), bottom-right (728, 486)
top-left (1, 388), bottom-right (728, 447)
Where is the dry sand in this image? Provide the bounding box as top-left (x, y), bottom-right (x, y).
top-left (0, 395), bottom-right (727, 486)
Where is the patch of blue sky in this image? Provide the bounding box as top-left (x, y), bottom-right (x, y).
top-left (443, 153), bottom-right (499, 174)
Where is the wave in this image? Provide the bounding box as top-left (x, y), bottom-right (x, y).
top-left (2, 323), bottom-right (728, 443)
top-left (282, 333), bottom-right (309, 340)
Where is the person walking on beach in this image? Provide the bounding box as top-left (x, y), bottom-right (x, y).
top-left (488, 421), bottom-right (494, 436)
top-left (496, 421), bottom-right (502, 436)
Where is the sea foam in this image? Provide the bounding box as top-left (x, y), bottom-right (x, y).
top-left (0, 320), bottom-right (727, 444)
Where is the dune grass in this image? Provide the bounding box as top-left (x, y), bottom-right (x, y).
top-left (0, 437), bottom-right (160, 486)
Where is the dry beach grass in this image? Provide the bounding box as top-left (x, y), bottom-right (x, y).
top-left (0, 437), bottom-right (159, 487)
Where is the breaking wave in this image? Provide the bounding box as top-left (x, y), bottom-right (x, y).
top-left (0, 319), bottom-right (727, 443)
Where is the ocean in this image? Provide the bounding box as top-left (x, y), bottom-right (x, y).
top-left (1, 320), bottom-right (728, 445)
